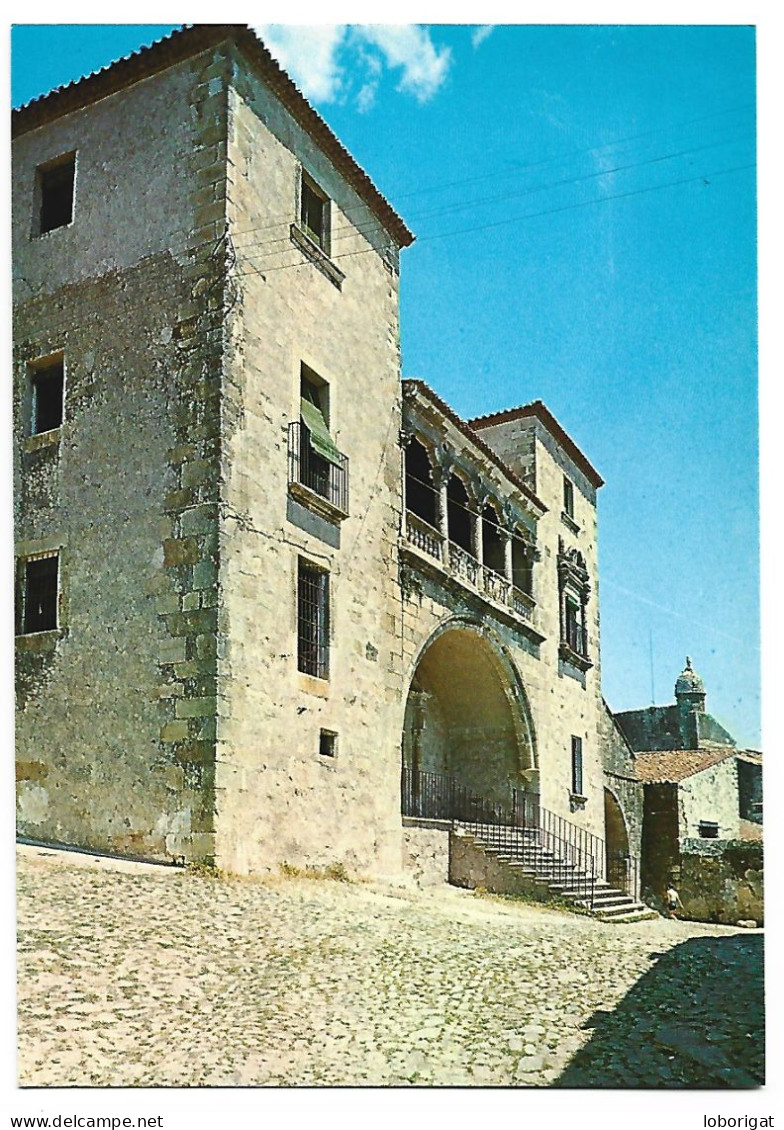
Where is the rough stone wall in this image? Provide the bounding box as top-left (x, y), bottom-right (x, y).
top-left (401, 822), bottom-right (450, 886)
top-left (449, 829), bottom-right (551, 900)
top-left (210, 51), bottom-right (406, 876)
top-left (677, 840), bottom-right (763, 925)
top-left (13, 49), bottom-right (230, 861)
top-left (599, 700), bottom-right (644, 863)
top-left (640, 783), bottom-right (679, 905)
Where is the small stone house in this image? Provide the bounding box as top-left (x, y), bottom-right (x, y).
top-left (614, 659), bottom-right (762, 920)
top-left (14, 24), bottom-right (636, 889)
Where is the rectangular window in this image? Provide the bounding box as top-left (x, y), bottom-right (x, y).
top-left (20, 554), bottom-right (59, 634)
top-left (571, 736), bottom-right (583, 796)
top-left (698, 820), bottom-right (719, 839)
top-left (30, 356), bottom-right (64, 434)
top-left (319, 730), bottom-right (337, 758)
top-left (297, 560), bottom-right (330, 679)
top-left (563, 476), bottom-right (574, 518)
top-left (37, 153), bottom-right (76, 234)
top-left (300, 172), bottom-right (330, 254)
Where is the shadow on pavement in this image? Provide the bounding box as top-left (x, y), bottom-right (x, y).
top-left (555, 932), bottom-right (764, 1089)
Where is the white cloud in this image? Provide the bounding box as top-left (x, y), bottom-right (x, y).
top-left (255, 25), bottom-right (348, 102)
top-left (471, 25), bottom-right (494, 49)
top-left (254, 23), bottom-right (451, 107)
top-left (358, 25), bottom-right (452, 104)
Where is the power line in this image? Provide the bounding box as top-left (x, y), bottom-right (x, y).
top-left (230, 125), bottom-right (753, 259)
top-left (231, 160), bottom-right (755, 280)
top-left (226, 100), bottom-right (754, 246)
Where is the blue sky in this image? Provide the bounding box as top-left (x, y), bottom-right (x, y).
top-left (11, 23), bottom-right (760, 746)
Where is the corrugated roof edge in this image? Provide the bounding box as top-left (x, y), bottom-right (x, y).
top-left (402, 378), bottom-right (547, 515)
top-left (469, 400), bottom-right (604, 489)
top-left (12, 23), bottom-right (414, 249)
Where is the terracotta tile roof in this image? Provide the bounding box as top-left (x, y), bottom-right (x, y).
top-left (469, 400), bottom-right (604, 489)
top-left (634, 746), bottom-right (738, 784)
top-left (403, 379), bottom-right (547, 515)
top-left (12, 24), bottom-right (414, 249)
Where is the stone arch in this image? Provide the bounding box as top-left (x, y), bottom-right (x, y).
top-left (402, 617), bottom-right (537, 807)
top-left (604, 786), bottom-right (631, 886)
top-left (404, 437), bottom-right (438, 527)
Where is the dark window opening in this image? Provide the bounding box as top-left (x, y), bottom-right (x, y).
top-left (405, 439), bottom-right (438, 528)
top-left (447, 474), bottom-right (472, 553)
top-left (698, 820), bottom-right (719, 839)
top-left (38, 154), bottom-right (75, 234)
top-left (301, 174), bottom-right (330, 253)
top-left (319, 730), bottom-right (337, 758)
top-left (22, 555), bottom-right (59, 634)
top-left (511, 536), bottom-right (533, 594)
top-left (298, 560), bottom-right (329, 680)
top-left (571, 736), bottom-right (583, 796)
top-left (565, 597), bottom-right (584, 654)
top-left (481, 504), bottom-right (506, 575)
top-left (563, 476), bottom-right (575, 518)
top-left (738, 760), bottom-right (762, 824)
top-left (31, 357), bottom-right (64, 434)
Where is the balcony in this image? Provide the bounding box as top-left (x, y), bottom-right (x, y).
top-left (288, 421), bottom-right (349, 523)
top-left (559, 621), bottom-right (592, 671)
top-left (403, 511), bottom-right (540, 634)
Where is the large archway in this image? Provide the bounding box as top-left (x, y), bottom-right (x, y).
top-left (402, 621), bottom-right (536, 809)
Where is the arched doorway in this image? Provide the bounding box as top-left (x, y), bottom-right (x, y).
top-left (604, 788), bottom-right (631, 888)
top-left (402, 621), bottom-right (536, 812)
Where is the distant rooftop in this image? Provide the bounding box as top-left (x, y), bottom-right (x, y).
top-left (634, 746), bottom-right (738, 784)
top-left (12, 23), bottom-right (414, 250)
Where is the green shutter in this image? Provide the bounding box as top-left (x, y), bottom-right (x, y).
top-left (300, 398), bottom-right (341, 466)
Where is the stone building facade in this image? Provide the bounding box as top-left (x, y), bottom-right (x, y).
top-left (14, 25), bottom-right (632, 885)
top-left (614, 659), bottom-right (762, 918)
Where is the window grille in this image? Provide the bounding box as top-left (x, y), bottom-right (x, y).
top-left (298, 560), bottom-right (329, 679)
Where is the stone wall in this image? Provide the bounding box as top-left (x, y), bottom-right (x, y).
top-left (677, 840), bottom-right (763, 925)
top-left (449, 828), bottom-right (551, 900)
top-left (401, 822), bottom-right (450, 886)
top-left (13, 48), bottom-right (229, 861)
top-left (678, 756), bottom-right (741, 840)
top-left (210, 50), bottom-right (406, 876)
top-left (599, 700), bottom-right (644, 865)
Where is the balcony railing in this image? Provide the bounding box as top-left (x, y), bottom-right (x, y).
top-left (404, 510), bottom-right (536, 626)
top-left (288, 421), bottom-right (349, 517)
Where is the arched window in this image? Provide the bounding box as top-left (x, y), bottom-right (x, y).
top-left (404, 439), bottom-right (438, 527)
top-left (446, 474), bottom-right (473, 553)
top-left (511, 534), bottom-right (533, 595)
top-left (482, 504), bottom-right (506, 575)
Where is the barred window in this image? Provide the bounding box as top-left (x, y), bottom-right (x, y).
top-left (571, 735), bottom-right (583, 796)
top-left (20, 554), bottom-right (59, 633)
top-left (297, 560), bottom-right (329, 680)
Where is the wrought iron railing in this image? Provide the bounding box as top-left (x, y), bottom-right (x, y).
top-left (401, 767), bottom-right (609, 907)
top-left (288, 421), bottom-right (349, 515)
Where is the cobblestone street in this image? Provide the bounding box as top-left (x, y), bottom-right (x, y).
top-left (17, 844), bottom-right (764, 1088)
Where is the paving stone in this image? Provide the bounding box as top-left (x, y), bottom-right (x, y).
top-left (16, 845), bottom-right (764, 1088)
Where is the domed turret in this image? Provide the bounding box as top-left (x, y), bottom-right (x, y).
top-left (675, 656), bottom-right (706, 712)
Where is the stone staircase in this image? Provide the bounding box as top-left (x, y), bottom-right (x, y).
top-left (451, 824), bottom-right (657, 922)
